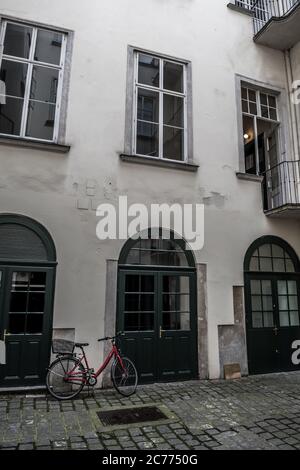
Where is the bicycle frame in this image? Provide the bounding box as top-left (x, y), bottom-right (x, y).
top-left (64, 342), bottom-right (126, 385)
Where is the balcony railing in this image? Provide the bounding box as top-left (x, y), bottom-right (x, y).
top-left (252, 0), bottom-right (300, 35)
top-left (263, 160), bottom-right (300, 213)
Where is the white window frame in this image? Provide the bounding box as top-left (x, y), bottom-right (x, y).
top-left (241, 85), bottom-right (281, 174)
top-left (132, 51), bottom-right (188, 162)
top-left (0, 20), bottom-right (67, 143)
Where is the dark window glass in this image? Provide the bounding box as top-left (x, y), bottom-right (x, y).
top-left (10, 292), bottom-right (27, 313)
top-left (163, 126), bottom-right (184, 161)
top-left (4, 23), bottom-right (32, 59)
top-left (137, 89), bottom-right (159, 123)
top-left (140, 294), bottom-right (154, 311)
top-left (0, 60), bottom-right (28, 98)
top-left (9, 314), bottom-right (26, 334)
top-left (136, 121), bottom-right (159, 157)
top-left (26, 314), bottom-right (43, 334)
top-left (138, 54), bottom-right (159, 87)
top-left (26, 101), bottom-right (55, 140)
top-left (141, 276), bottom-right (154, 292)
top-left (35, 30), bottom-right (62, 65)
top-left (163, 95), bottom-right (184, 128)
top-left (0, 97), bottom-right (24, 136)
top-left (125, 275), bottom-right (140, 293)
top-left (30, 66), bottom-right (59, 103)
top-left (28, 293), bottom-right (45, 312)
top-left (163, 61), bottom-right (183, 93)
top-left (125, 294), bottom-right (139, 312)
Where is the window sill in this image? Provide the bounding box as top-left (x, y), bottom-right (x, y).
top-left (236, 172), bottom-right (264, 183)
top-left (120, 154), bottom-right (199, 172)
top-left (0, 136), bottom-right (70, 154)
top-left (227, 2), bottom-right (254, 16)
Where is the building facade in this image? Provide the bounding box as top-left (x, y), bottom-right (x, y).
top-left (0, 0), bottom-right (300, 389)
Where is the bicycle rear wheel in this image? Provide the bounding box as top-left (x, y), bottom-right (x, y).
top-left (111, 356), bottom-right (138, 397)
top-left (46, 356), bottom-right (86, 400)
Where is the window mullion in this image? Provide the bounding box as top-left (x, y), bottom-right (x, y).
top-left (20, 62), bottom-right (33, 137)
top-left (254, 116), bottom-right (260, 175)
top-left (0, 21), bottom-right (7, 68)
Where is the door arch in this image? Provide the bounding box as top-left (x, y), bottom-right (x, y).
top-left (0, 214), bottom-right (57, 388)
top-left (117, 229), bottom-right (198, 383)
top-left (244, 235), bottom-right (300, 375)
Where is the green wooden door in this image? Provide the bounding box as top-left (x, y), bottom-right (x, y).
top-left (0, 267), bottom-right (55, 388)
top-left (245, 273), bottom-right (300, 375)
top-left (117, 269), bottom-right (197, 383)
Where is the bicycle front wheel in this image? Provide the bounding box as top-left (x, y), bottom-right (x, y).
top-left (46, 356), bottom-right (86, 400)
top-left (111, 356), bottom-right (138, 397)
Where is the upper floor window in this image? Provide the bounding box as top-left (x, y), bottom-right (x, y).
top-left (133, 52), bottom-right (187, 162)
top-left (241, 85), bottom-right (280, 175)
top-left (0, 21), bottom-right (67, 142)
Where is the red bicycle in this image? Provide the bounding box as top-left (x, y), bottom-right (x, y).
top-left (46, 332), bottom-right (138, 400)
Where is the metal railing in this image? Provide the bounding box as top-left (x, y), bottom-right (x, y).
top-left (252, 0), bottom-right (300, 35)
top-left (263, 160), bottom-right (300, 211)
top-left (234, 0), bottom-right (256, 10)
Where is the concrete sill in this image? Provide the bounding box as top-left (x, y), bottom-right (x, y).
top-left (236, 172), bottom-right (264, 183)
top-left (227, 2), bottom-right (254, 16)
top-left (0, 136), bottom-right (70, 154)
top-left (120, 154), bottom-right (199, 172)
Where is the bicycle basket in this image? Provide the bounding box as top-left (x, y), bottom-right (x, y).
top-left (52, 339), bottom-right (74, 355)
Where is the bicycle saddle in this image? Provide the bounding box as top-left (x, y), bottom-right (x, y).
top-left (75, 342), bottom-right (89, 347)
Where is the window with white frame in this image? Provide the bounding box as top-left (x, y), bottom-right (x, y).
top-left (133, 52), bottom-right (187, 162)
top-left (0, 20), bottom-right (67, 142)
top-left (241, 85), bottom-right (280, 175)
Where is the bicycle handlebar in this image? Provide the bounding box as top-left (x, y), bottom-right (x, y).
top-left (97, 331), bottom-right (124, 342)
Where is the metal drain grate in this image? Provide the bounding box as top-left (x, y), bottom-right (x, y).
top-left (97, 406), bottom-right (167, 426)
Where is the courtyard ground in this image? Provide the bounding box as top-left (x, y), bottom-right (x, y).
top-left (1, 372), bottom-right (300, 450)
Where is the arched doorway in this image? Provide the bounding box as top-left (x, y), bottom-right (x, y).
top-left (117, 229), bottom-right (198, 383)
top-left (0, 214), bottom-right (56, 388)
top-left (244, 236), bottom-right (300, 375)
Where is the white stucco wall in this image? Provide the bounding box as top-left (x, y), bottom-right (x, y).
top-left (0, 0), bottom-right (299, 379)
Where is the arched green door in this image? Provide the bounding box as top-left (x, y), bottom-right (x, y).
top-left (0, 215), bottom-right (56, 388)
top-left (117, 231), bottom-right (198, 383)
top-left (244, 236), bottom-right (300, 375)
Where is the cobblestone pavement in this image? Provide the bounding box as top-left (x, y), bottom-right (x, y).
top-left (1, 372), bottom-right (300, 450)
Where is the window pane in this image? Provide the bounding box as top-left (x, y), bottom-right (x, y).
top-left (34, 29), bottom-right (63, 65)
top-left (26, 314), bottom-right (43, 334)
top-left (269, 108), bottom-right (277, 121)
top-left (163, 312), bottom-right (178, 330)
top-left (125, 275), bottom-right (139, 293)
top-left (272, 244), bottom-right (284, 257)
top-left (279, 296), bottom-right (288, 311)
top-left (261, 105), bottom-right (269, 118)
top-left (261, 280), bottom-right (272, 295)
top-left (30, 66), bottom-right (59, 103)
top-left (285, 259), bottom-right (295, 273)
top-left (280, 311), bottom-right (289, 327)
top-left (289, 296), bottom-right (298, 310)
top-left (26, 101), bottom-right (56, 140)
top-left (4, 23), bottom-right (32, 59)
top-left (137, 89), bottom-right (159, 123)
top-left (125, 294), bottom-right (139, 311)
top-left (163, 61), bottom-right (183, 93)
top-left (8, 314), bottom-right (26, 334)
top-left (273, 258), bottom-right (285, 272)
top-left (278, 281), bottom-right (287, 295)
top-left (262, 295), bottom-right (272, 311)
top-left (28, 292), bottom-right (45, 312)
top-left (10, 292), bottom-right (27, 312)
top-left (252, 312), bottom-right (263, 328)
top-left (0, 60), bottom-right (28, 98)
top-left (249, 102), bottom-right (257, 115)
top-left (140, 294), bottom-right (154, 311)
top-left (288, 281), bottom-right (297, 295)
top-left (163, 126), bottom-right (184, 161)
top-left (290, 311), bottom-right (300, 326)
top-left (136, 121), bottom-right (159, 157)
top-left (259, 257), bottom-right (273, 271)
top-left (260, 93), bottom-right (268, 106)
top-left (0, 97), bottom-right (24, 136)
top-left (179, 312), bottom-right (190, 330)
top-left (259, 244), bottom-right (272, 257)
top-left (263, 312), bottom-right (274, 327)
top-left (241, 87), bottom-right (248, 100)
top-left (141, 276), bottom-right (154, 292)
top-left (251, 280), bottom-right (261, 294)
top-left (139, 312), bottom-right (154, 331)
top-left (248, 89), bottom-right (257, 102)
top-left (268, 95), bottom-right (276, 108)
top-left (252, 295), bottom-right (262, 311)
top-left (138, 54), bottom-right (159, 87)
top-left (163, 95), bottom-right (184, 127)
top-left (243, 115), bottom-right (256, 174)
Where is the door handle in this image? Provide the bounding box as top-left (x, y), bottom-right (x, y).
top-left (159, 326), bottom-right (165, 339)
top-left (273, 326), bottom-right (278, 336)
